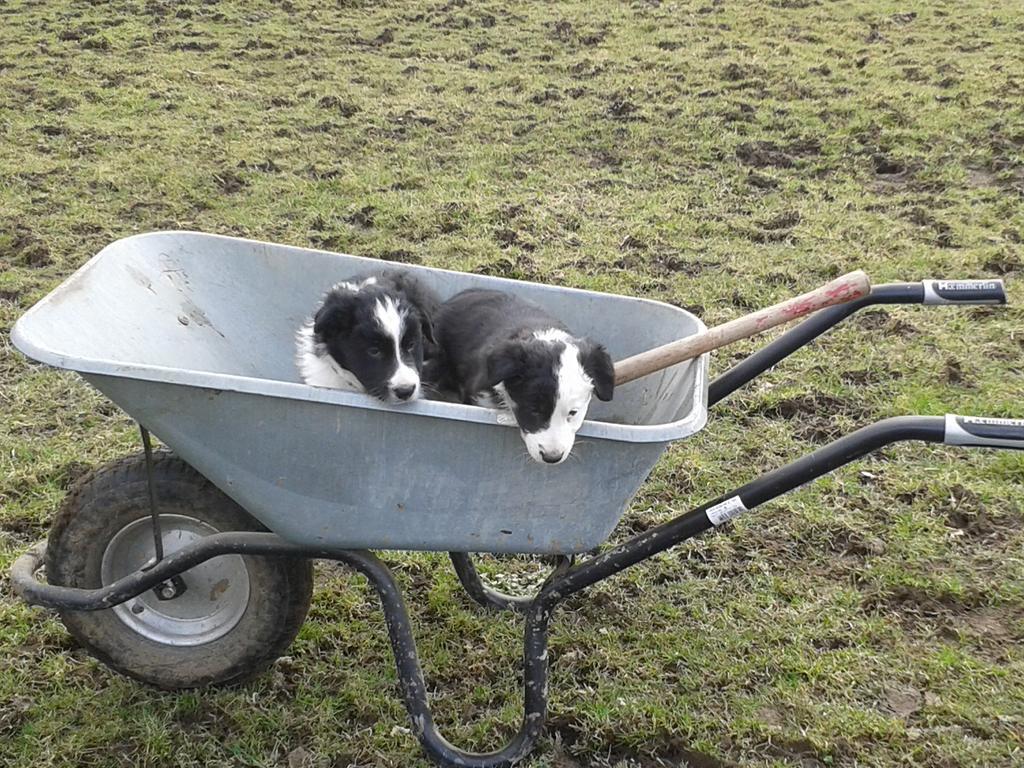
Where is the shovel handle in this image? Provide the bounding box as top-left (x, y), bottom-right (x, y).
top-left (614, 270), bottom-right (871, 386)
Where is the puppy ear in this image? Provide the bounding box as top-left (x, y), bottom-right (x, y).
top-left (419, 311), bottom-right (436, 345)
top-left (485, 341), bottom-right (525, 388)
top-left (312, 293), bottom-right (354, 340)
top-left (578, 339), bottom-right (615, 401)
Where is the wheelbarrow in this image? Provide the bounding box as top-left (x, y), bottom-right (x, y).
top-left (7, 231), bottom-right (1020, 767)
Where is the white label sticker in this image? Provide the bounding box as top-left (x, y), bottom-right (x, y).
top-left (962, 416), bottom-right (1024, 427)
top-left (706, 496), bottom-right (747, 526)
top-left (937, 280), bottom-right (998, 291)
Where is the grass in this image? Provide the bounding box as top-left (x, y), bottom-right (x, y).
top-left (1, 0), bottom-right (1023, 765)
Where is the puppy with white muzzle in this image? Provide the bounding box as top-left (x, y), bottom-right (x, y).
top-left (296, 270), bottom-right (440, 403)
top-left (431, 289), bottom-right (614, 464)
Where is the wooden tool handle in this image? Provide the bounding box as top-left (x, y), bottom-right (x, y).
top-left (614, 270), bottom-right (871, 386)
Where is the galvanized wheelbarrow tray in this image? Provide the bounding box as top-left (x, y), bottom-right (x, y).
top-left (7, 232), bottom-right (1021, 767)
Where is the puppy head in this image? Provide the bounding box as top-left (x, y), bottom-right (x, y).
top-left (314, 281), bottom-right (432, 403)
top-left (486, 329), bottom-right (614, 465)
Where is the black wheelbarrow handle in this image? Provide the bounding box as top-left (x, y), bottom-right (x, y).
top-left (709, 278), bottom-right (1007, 406)
top-left (545, 414), bottom-right (1024, 600)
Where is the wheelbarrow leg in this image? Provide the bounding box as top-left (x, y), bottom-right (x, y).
top-left (449, 553), bottom-right (572, 613)
top-left (344, 551), bottom-right (557, 768)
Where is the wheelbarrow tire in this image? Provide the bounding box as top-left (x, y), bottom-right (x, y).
top-left (45, 451), bottom-right (314, 690)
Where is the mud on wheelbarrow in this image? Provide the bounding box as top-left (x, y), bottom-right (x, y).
top-left (7, 232), bottom-right (1021, 767)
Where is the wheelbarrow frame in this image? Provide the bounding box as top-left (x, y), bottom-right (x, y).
top-left (9, 276), bottom-right (1022, 768)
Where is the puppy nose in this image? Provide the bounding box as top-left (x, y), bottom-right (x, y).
top-left (540, 449), bottom-right (564, 464)
top-left (393, 385), bottom-right (416, 401)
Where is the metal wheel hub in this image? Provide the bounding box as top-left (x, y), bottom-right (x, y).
top-left (101, 514), bottom-right (250, 646)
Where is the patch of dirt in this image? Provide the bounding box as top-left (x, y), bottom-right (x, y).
top-left (607, 96), bottom-right (642, 120)
top-left (939, 483), bottom-right (1021, 539)
top-left (869, 153), bottom-right (917, 190)
top-left (737, 141), bottom-right (793, 168)
top-left (759, 211), bottom-right (801, 231)
top-left (763, 271), bottom-right (798, 287)
top-left (436, 202), bottom-right (466, 234)
top-left (0, 694), bottom-right (36, 737)
top-left (552, 20), bottom-right (574, 41)
top-left (853, 309), bottom-right (919, 337)
top-left (736, 138), bottom-right (820, 169)
top-left (862, 584), bottom-right (985, 626)
top-left (902, 206), bottom-right (958, 248)
top-left (58, 25), bottom-right (97, 42)
top-left (1, 222), bottom-right (52, 267)
top-left (959, 608), bottom-right (1019, 645)
top-left (236, 158), bottom-right (280, 173)
top-left (317, 95), bottom-right (360, 117)
top-left (747, 172), bottom-right (779, 190)
top-left (551, 20), bottom-right (607, 47)
top-left (830, 529), bottom-right (887, 557)
top-left (764, 736), bottom-right (839, 768)
top-left (872, 153), bottom-right (904, 175)
top-left (548, 715), bottom-right (736, 768)
top-left (530, 87), bottom-right (561, 105)
top-left (730, 290), bottom-right (760, 310)
top-left (883, 686), bottom-right (923, 718)
top-left (344, 205), bottom-right (375, 229)
top-left (0, 515), bottom-right (48, 544)
top-left (589, 149), bottom-right (621, 169)
top-left (941, 357), bottom-right (974, 388)
top-left (619, 234), bottom-right (646, 251)
top-left (740, 210), bottom-right (801, 243)
top-left (613, 249), bottom-right (719, 278)
top-left (170, 39), bottom-right (219, 52)
top-left (493, 227), bottom-right (534, 250)
top-left (965, 168), bottom-right (999, 188)
top-left (473, 253), bottom-right (538, 280)
top-left (0, 287), bottom-right (24, 302)
top-left (81, 36), bottom-right (112, 51)
top-left (214, 169), bottom-right (246, 194)
top-left (752, 393), bottom-right (870, 442)
top-left (55, 460), bottom-right (93, 491)
top-left (722, 62), bottom-right (748, 81)
top-left (983, 252), bottom-right (1021, 275)
top-left (841, 366), bottom-right (901, 386)
top-left (367, 28), bottom-right (394, 46)
top-left (304, 165), bottom-right (343, 180)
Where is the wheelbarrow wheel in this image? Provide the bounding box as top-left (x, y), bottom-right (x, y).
top-left (45, 451), bottom-right (313, 690)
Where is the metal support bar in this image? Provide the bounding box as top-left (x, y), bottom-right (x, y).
top-left (449, 553), bottom-right (572, 613)
top-left (138, 425), bottom-right (164, 562)
top-left (11, 533), bottom-right (326, 611)
top-left (708, 280), bottom-right (1006, 407)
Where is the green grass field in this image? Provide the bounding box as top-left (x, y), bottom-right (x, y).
top-left (2, 1), bottom-right (1023, 765)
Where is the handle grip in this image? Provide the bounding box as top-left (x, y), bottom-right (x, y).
top-left (945, 415), bottom-right (1024, 450)
top-left (923, 279), bottom-right (1006, 305)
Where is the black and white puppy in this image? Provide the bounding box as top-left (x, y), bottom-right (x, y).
top-left (296, 270), bottom-right (440, 403)
top-left (432, 289), bottom-right (614, 464)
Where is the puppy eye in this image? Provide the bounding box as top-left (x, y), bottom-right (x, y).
top-left (367, 347), bottom-right (383, 358)
top-left (568, 409), bottom-right (579, 418)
